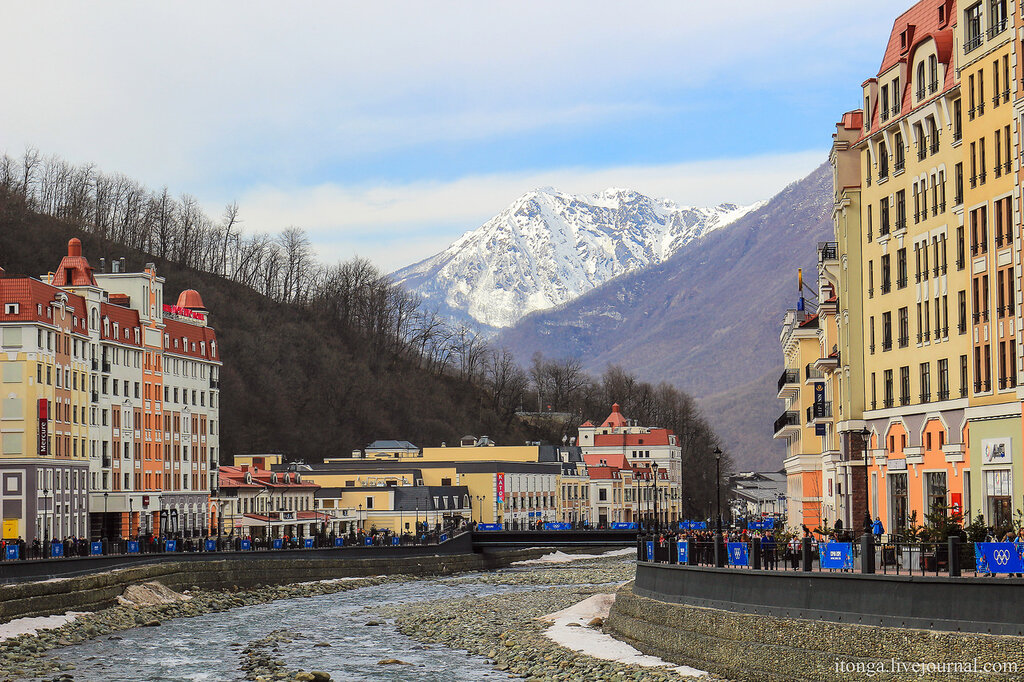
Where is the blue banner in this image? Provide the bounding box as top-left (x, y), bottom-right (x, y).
top-left (5, 545), bottom-right (18, 560)
top-left (391, 537), bottom-right (400, 546)
top-left (976, 542), bottom-right (1024, 574)
top-left (165, 540), bottom-right (176, 552)
top-left (334, 537), bottom-right (345, 547)
top-left (680, 521), bottom-right (707, 530)
top-left (543, 522), bottom-right (572, 530)
top-left (677, 540), bottom-right (689, 564)
top-left (91, 542), bottom-right (103, 555)
top-left (646, 540), bottom-right (655, 561)
top-left (240, 539), bottom-right (252, 550)
top-left (126, 541), bottom-right (139, 554)
top-left (476, 523), bottom-right (503, 531)
top-left (363, 537), bottom-right (373, 546)
top-left (272, 538), bottom-right (284, 549)
top-left (304, 538), bottom-right (314, 548)
top-left (727, 542), bottom-right (749, 566)
top-left (748, 518), bottom-right (776, 531)
top-left (205, 539), bottom-right (217, 552)
top-left (440, 533), bottom-right (448, 542)
top-left (820, 542), bottom-right (853, 570)
top-left (50, 542), bottom-right (64, 558)
top-left (611, 522), bottom-right (637, 530)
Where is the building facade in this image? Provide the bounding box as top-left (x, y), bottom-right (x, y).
top-left (0, 239), bottom-right (221, 542)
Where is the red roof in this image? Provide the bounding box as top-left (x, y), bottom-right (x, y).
top-left (580, 420), bottom-right (594, 427)
top-left (863, 0), bottom-right (956, 138)
top-left (587, 466), bottom-right (620, 480)
top-left (584, 453), bottom-right (629, 469)
top-left (219, 465), bottom-right (319, 490)
top-left (0, 276), bottom-right (89, 334)
top-left (799, 313), bottom-right (819, 328)
top-left (176, 289), bottom-right (205, 310)
top-left (601, 403), bottom-right (628, 428)
top-left (164, 318), bottom-right (219, 362)
top-left (839, 110), bottom-right (863, 131)
top-left (593, 430), bottom-right (673, 448)
top-left (50, 239), bottom-right (97, 288)
top-left (101, 302), bottom-right (142, 347)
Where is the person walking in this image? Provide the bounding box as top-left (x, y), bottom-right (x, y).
top-left (872, 517), bottom-right (884, 541)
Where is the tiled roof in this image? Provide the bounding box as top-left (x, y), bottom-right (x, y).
top-left (100, 302), bottom-right (142, 347)
top-left (593, 430), bottom-right (673, 447)
top-left (164, 318), bottom-right (218, 362)
top-left (601, 403), bottom-right (628, 428)
top-left (50, 239), bottom-right (97, 287)
top-left (0, 277), bottom-right (89, 334)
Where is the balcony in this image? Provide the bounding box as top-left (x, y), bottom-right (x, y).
top-left (773, 411), bottom-right (801, 438)
top-left (777, 369), bottom-right (800, 399)
top-left (814, 353), bottom-right (839, 374)
top-left (804, 363), bottom-right (825, 383)
top-left (806, 402), bottom-right (833, 424)
top-left (102, 360), bottom-right (111, 373)
top-left (987, 20), bottom-right (1007, 39)
top-left (894, 219), bottom-right (907, 233)
top-left (818, 241), bottom-right (839, 262)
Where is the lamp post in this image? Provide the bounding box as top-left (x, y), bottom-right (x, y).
top-left (651, 462), bottom-right (660, 533)
top-left (103, 492), bottom-right (109, 541)
top-left (860, 427), bottom-right (872, 534)
top-left (714, 447), bottom-right (724, 567)
top-left (43, 488), bottom-right (50, 557)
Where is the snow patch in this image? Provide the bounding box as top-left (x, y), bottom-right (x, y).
top-left (511, 547), bottom-right (634, 566)
top-left (539, 594), bottom-right (706, 678)
top-left (0, 613), bottom-right (84, 641)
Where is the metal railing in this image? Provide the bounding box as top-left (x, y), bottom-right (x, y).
top-left (777, 369), bottom-right (799, 393)
top-left (773, 411), bottom-right (800, 435)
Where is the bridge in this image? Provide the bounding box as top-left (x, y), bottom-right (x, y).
top-left (470, 529), bottom-right (637, 550)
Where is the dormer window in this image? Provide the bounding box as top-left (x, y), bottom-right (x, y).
top-left (900, 30), bottom-right (908, 50)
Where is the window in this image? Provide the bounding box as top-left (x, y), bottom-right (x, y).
top-left (896, 247), bottom-right (907, 287)
top-left (884, 369), bottom-right (894, 407)
top-left (938, 358), bottom-right (949, 400)
top-left (920, 363), bottom-right (931, 402)
top-left (898, 307), bottom-right (909, 347)
top-left (900, 366), bottom-right (910, 405)
top-left (881, 253), bottom-right (891, 292)
top-left (965, 3), bottom-right (983, 54)
top-left (3, 303), bottom-right (18, 315)
top-left (916, 61), bottom-right (926, 100)
top-left (890, 473), bottom-right (908, 534)
top-left (882, 311), bottom-right (893, 351)
top-left (928, 55), bottom-right (938, 93)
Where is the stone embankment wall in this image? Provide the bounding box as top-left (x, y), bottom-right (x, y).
top-left (0, 548), bottom-right (544, 623)
top-left (607, 585), bottom-right (1024, 682)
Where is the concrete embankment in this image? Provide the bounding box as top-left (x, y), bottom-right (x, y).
top-left (607, 583), bottom-right (1024, 682)
top-left (0, 546), bottom-right (548, 623)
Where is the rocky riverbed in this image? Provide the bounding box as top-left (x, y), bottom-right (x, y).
top-left (374, 553), bottom-right (714, 681)
top-left (0, 575), bottom-right (399, 681)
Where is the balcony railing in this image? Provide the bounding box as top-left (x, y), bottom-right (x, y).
top-left (102, 361), bottom-right (111, 373)
top-left (777, 369), bottom-right (799, 393)
top-left (881, 281), bottom-right (891, 294)
top-left (987, 19), bottom-right (1008, 38)
top-left (900, 394), bottom-right (911, 406)
top-left (964, 33), bottom-right (983, 54)
top-left (805, 364), bottom-right (825, 382)
top-left (818, 241), bottom-right (839, 262)
top-left (930, 139), bottom-right (939, 154)
top-left (91, 391), bottom-right (99, 403)
top-left (898, 335), bottom-right (909, 348)
top-left (937, 389), bottom-right (950, 401)
top-left (773, 411), bottom-right (800, 435)
top-left (929, 80), bottom-right (939, 94)
top-left (896, 276), bottom-right (907, 289)
top-left (920, 392), bottom-right (931, 403)
top-left (916, 87), bottom-right (926, 101)
top-left (894, 159), bottom-right (905, 173)
top-left (883, 397), bottom-right (895, 408)
top-left (882, 340), bottom-right (893, 351)
top-left (958, 320), bottom-right (967, 334)
top-left (806, 402), bottom-right (832, 423)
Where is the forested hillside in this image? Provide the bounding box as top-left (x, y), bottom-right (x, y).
top-left (0, 150), bottom-right (731, 513)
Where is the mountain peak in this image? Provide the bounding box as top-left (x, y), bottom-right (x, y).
top-left (393, 186), bottom-right (755, 330)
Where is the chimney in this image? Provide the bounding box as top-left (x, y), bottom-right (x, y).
top-left (119, 257), bottom-right (126, 272)
top-left (111, 259), bottom-right (120, 274)
top-left (99, 258), bottom-right (106, 273)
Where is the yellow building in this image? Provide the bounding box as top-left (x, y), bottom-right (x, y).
top-left (956, 0), bottom-right (1021, 529)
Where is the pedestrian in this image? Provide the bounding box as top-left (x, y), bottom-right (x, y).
top-left (761, 532), bottom-right (777, 570)
top-left (872, 517), bottom-right (884, 541)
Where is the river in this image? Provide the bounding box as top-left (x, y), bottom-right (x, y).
top-left (49, 567), bottom-right (584, 681)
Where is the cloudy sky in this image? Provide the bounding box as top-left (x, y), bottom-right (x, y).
top-left (1, 1), bottom-right (903, 271)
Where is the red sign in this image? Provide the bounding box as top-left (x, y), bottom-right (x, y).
top-left (37, 399), bottom-right (48, 457)
top-left (950, 493), bottom-right (962, 516)
top-left (496, 472), bottom-right (505, 504)
top-left (162, 304), bottom-right (206, 322)
top-left (142, 495), bottom-right (150, 508)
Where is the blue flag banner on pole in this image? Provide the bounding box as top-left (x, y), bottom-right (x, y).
top-left (820, 542), bottom-right (854, 570)
top-left (611, 522), bottom-right (637, 530)
top-left (763, 518), bottom-right (776, 529)
top-left (5, 545), bottom-right (18, 560)
top-left (91, 542), bottom-right (103, 555)
top-left (363, 537), bottom-right (373, 546)
top-left (476, 523), bottom-right (503, 531)
top-left (333, 537), bottom-right (345, 547)
top-left (727, 542), bottom-right (749, 566)
top-left (543, 522), bottom-right (571, 530)
top-left (240, 539), bottom-right (252, 551)
top-left (748, 521), bottom-right (763, 530)
top-left (976, 542), bottom-right (1024, 574)
top-left (126, 541), bottom-right (139, 554)
top-left (690, 521), bottom-right (707, 530)
top-left (391, 537), bottom-right (399, 546)
top-left (440, 533), bottom-right (448, 542)
top-left (205, 539), bottom-right (217, 552)
top-left (646, 540), bottom-right (655, 561)
top-left (273, 538), bottom-right (284, 549)
top-left (165, 540), bottom-right (176, 552)
top-left (303, 538), bottom-right (314, 548)
top-left (677, 540), bottom-right (689, 564)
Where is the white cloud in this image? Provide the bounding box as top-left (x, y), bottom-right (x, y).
top-left (228, 149), bottom-right (825, 272)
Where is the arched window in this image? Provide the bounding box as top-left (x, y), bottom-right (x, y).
top-left (916, 62), bottom-right (926, 99)
top-left (928, 55), bottom-right (938, 93)
top-left (894, 132), bottom-right (905, 171)
top-left (878, 141), bottom-right (889, 178)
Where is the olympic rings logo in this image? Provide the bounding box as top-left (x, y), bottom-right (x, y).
top-left (993, 549), bottom-right (1012, 565)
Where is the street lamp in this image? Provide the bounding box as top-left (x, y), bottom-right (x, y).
top-left (43, 488), bottom-right (50, 557)
top-left (714, 447), bottom-right (724, 567)
top-left (860, 427), bottom-right (872, 534)
top-left (103, 492), bottom-right (109, 541)
top-left (651, 462), bottom-right (660, 533)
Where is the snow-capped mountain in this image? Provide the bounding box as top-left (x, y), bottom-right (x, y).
top-left (393, 187), bottom-right (757, 331)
